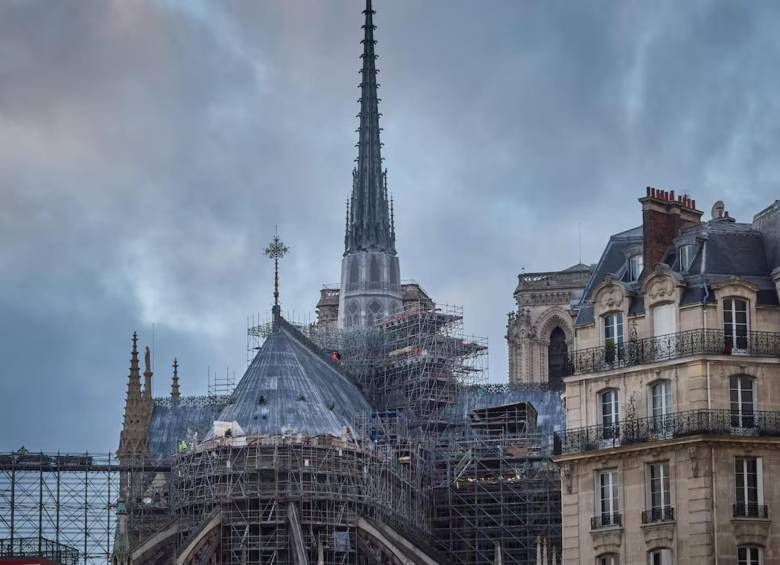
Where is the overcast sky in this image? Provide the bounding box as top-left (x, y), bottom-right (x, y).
top-left (1, 0), bottom-right (779, 452)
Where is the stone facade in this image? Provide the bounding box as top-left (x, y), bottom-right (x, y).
top-left (555, 191), bottom-right (780, 564)
top-left (506, 265), bottom-right (592, 387)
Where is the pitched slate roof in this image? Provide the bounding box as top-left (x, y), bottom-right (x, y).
top-left (148, 395), bottom-right (230, 461)
top-left (210, 317), bottom-right (372, 438)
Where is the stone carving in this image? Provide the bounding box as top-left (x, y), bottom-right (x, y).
top-left (647, 275), bottom-right (675, 301)
top-left (688, 446), bottom-right (700, 478)
top-left (561, 463), bottom-right (574, 494)
top-left (597, 283), bottom-right (623, 312)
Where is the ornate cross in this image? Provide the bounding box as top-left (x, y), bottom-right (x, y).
top-left (264, 227), bottom-right (289, 308)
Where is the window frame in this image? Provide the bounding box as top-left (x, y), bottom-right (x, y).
top-left (647, 548), bottom-right (672, 565)
top-left (597, 469), bottom-right (620, 525)
top-left (646, 461), bottom-right (672, 513)
top-left (723, 297), bottom-right (749, 353)
top-left (597, 554), bottom-right (619, 565)
top-left (730, 375), bottom-right (757, 429)
top-left (628, 254), bottom-right (644, 281)
top-left (735, 456), bottom-right (764, 516)
top-left (737, 544), bottom-right (763, 565)
top-left (679, 244), bottom-right (694, 272)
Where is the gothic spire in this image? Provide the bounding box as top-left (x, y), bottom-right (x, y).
top-left (127, 332), bottom-right (141, 399)
top-left (345, 0), bottom-right (396, 256)
top-left (171, 358), bottom-right (181, 400)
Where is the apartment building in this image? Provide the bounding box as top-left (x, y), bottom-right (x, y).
top-left (555, 190), bottom-right (780, 564)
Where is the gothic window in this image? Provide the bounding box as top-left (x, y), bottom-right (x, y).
top-left (347, 301), bottom-right (359, 328)
top-left (547, 326), bottom-right (569, 389)
top-left (367, 300), bottom-right (382, 326)
top-left (369, 255), bottom-right (381, 288)
top-left (348, 258), bottom-right (361, 291)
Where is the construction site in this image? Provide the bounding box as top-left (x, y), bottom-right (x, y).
top-left (0, 1), bottom-right (564, 562)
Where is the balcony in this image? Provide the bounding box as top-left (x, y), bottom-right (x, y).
top-left (591, 513), bottom-right (622, 530)
top-left (733, 503), bottom-right (769, 519)
top-left (554, 409), bottom-right (780, 456)
top-left (642, 506), bottom-right (675, 524)
top-left (567, 329), bottom-right (780, 375)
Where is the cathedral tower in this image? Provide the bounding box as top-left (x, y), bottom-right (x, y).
top-left (338, 0), bottom-right (402, 329)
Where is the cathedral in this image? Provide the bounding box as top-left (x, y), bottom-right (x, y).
top-left (112, 2), bottom-right (563, 564)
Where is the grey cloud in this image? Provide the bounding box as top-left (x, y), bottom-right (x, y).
top-left (1, 0), bottom-right (779, 451)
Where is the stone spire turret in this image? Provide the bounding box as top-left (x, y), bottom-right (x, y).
top-left (171, 358), bottom-right (180, 400)
top-left (118, 333), bottom-right (152, 461)
top-left (345, 0), bottom-right (395, 256)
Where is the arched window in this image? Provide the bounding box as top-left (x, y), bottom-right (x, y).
top-left (602, 313), bottom-right (624, 366)
top-left (547, 326), bottom-right (569, 389)
top-left (597, 554), bottom-right (619, 565)
top-left (723, 297), bottom-right (749, 353)
top-left (737, 544), bottom-right (763, 565)
top-left (347, 301), bottom-right (359, 328)
top-left (730, 375), bottom-right (756, 428)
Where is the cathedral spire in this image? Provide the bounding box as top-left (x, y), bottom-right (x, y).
top-left (345, 0), bottom-right (395, 256)
top-left (171, 358), bottom-right (180, 400)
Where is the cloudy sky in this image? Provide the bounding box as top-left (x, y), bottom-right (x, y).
top-left (1, 0), bottom-right (779, 452)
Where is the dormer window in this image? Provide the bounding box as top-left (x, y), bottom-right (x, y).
top-left (679, 244), bottom-right (694, 271)
top-left (628, 254), bottom-right (643, 281)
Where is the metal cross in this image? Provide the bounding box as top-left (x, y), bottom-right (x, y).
top-left (264, 227), bottom-right (289, 308)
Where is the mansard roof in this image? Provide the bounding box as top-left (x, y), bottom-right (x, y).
top-left (210, 317), bottom-right (372, 438)
top-left (576, 216), bottom-right (780, 326)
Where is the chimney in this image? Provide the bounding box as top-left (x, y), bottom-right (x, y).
top-left (640, 186), bottom-right (703, 272)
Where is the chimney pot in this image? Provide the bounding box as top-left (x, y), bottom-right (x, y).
top-left (646, 186), bottom-right (652, 197)
top-left (692, 199), bottom-right (696, 209)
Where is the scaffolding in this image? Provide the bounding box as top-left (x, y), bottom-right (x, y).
top-left (0, 452), bottom-right (120, 565)
top-left (429, 413), bottom-right (562, 565)
top-left (171, 428), bottom-right (428, 565)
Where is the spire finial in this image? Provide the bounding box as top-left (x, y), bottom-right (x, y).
top-left (264, 226), bottom-right (289, 316)
top-left (131, 331), bottom-right (138, 352)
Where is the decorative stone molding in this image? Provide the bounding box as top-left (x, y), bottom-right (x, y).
top-left (591, 529), bottom-right (622, 555)
top-left (642, 522), bottom-right (675, 549)
top-left (593, 278), bottom-right (626, 314)
top-left (642, 264), bottom-right (686, 308)
top-left (688, 446), bottom-right (701, 478)
top-left (561, 463), bottom-right (574, 494)
top-left (732, 520), bottom-right (771, 546)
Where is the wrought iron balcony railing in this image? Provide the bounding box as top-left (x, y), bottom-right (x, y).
top-left (641, 506), bottom-right (675, 524)
top-left (567, 329), bottom-right (780, 375)
top-left (591, 513), bottom-right (622, 530)
top-left (553, 409), bottom-right (780, 455)
top-left (733, 503), bottom-right (769, 519)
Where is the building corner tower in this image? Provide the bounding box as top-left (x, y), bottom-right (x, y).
top-left (338, 0), bottom-right (402, 329)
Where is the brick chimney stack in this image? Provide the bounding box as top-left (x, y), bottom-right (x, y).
top-left (639, 187), bottom-right (703, 272)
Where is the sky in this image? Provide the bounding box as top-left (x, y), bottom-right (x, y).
top-left (1, 0), bottom-right (779, 452)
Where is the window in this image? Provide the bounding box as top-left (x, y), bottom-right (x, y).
top-left (724, 298), bottom-right (749, 353)
top-left (735, 457), bottom-right (764, 518)
top-left (730, 376), bottom-right (756, 428)
top-left (597, 469), bottom-right (620, 526)
top-left (601, 389), bottom-right (620, 441)
top-left (679, 244), bottom-right (694, 271)
top-left (738, 545), bottom-right (762, 565)
top-left (547, 326), bottom-right (569, 389)
top-left (603, 313), bottom-right (624, 365)
top-left (652, 303), bottom-right (677, 338)
top-left (646, 462), bottom-right (672, 521)
top-left (648, 548), bottom-right (672, 565)
top-left (597, 555), bottom-right (619, 565)
top-left (628, 254), bottom-right (643, 281)
top-left (650, 381), bottom-right (672, 419)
